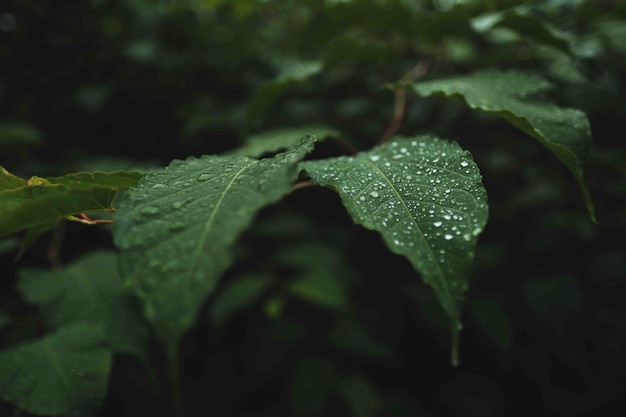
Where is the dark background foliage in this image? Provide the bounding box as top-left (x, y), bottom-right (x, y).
top-left (1, 0), bottom-right (625, 416)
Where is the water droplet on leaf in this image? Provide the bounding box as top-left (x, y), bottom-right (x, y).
top-left (141, 206), bottom-right (160, 216)
top-left (197, 173), bottom-right (211, 182)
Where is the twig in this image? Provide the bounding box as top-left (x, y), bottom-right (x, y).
top-left (378, 61), bottom-right (431, 145)
top-left (333, 136), bottom-right (359, 155)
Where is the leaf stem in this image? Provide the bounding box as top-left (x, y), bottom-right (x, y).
top-left (292, 180), bottom-right (313, 191)
top-left (378, 61), bottom-right (431, 145)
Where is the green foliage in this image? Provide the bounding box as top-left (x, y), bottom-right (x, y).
top-left (1, 0), bottom-right (623, 415)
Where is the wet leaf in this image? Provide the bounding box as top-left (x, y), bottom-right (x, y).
top-left (413, 70), bottom-right (595, 221)
top-left (113, 136), bottom-right (315, 358)
top-left (0, 323), bottom-right (112, 417)
top-left (18, 251), bottom-right (149, 360)
top-left (301, 135), bottom-right (488, 359)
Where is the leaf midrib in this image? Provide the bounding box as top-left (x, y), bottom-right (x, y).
top-left (188, 161), bottom-right (255, 279)
top-left (363, 159), bottom-right (449, 298)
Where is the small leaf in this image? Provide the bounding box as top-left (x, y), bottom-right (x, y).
top-left (208, 273), bottom-right (271, 328)
top-left (291, 356), bottom-right (338, 416)
top-left (17, 251), bottom-right (149, 360)
top-left (113, 136), bottom-right (315, 358)
top-left (232, 125), bottom-right (338, 158)
top-left (288, 272), bottom-right (348, 310)
top-left (328, 315), bottom-right (390, 357)
top-left (0, 121), bottom-right (44, 147)
top-left (413, 70), bottom-right (595, 221)
top-left (470, 296), bottom-right (513, 352)
top-left (301, 136), bottom-right (488, 340)
top-left (0, 323), bottom-right (112, 417)
top-left (248, 59), bottom-right (323, 126)
top-left (0, 168), bottom-right (144, 237)
top-left (339, 375), bottom-right (384, 417)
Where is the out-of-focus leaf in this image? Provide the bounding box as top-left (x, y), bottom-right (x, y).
top-left (0, 168), bottom-right (144, 237)
top-left (340, 375), bottom-right (384, 417)
top-left (0, 312), bottom-right (9, 331)
top-left (471, 7), bottom-right (574, 54)
top-left (208, 273), bottom-right (271, 327)
top-left (288, 272), bottom-right (348, 311)
top-left (17, 251), bottom-right (149, 360)
top-left (248, 59), bottom-right (323, 125)
top-left (232, 125), bottom-right (338, 158)
top-left (277, 242), bottom-right (356, 310)
top-left (413, 70), bottom-right (595, 221)
top-left (470, 296), bottom-right (513, 352)
top-left (0, 121), bottom-right (44, 147)
top-left (291, 356), bottom-right (338, 416)
top-left (113, 136), bottom-right (315, 359)
top-left (301, 135), bottom-right (488, 362)
top-left (0, 323), bottom-right (112, 417)
top-left (328, 315), bottom-right (390, 357)
top-left (522, 275), bottom-right (581, 318)
top-left (74, 83), bottom-right (112, 113)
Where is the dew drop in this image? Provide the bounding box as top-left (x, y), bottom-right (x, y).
top-left (359, 196), bottom-right (366, 202)
top-left (434, 221), bottom-right (442, 227)
top-left (460, 160), bottom-right (469, 167)
top-left (151, 183), bottom-right (168, 189)
top-left (141, 206), bottom-right (160, 216)
top-left (369, 191), bottom-right (380, 198)
top-left (444, 234), bottom-right (454, 240)
top-left (463, 233), bottom-right (471, 241)
top-left (197, 173), bottom-right (211, 182)
top-left (370, 155), bottom-right (380, 162)
top-left (172, 201), bottom-right (185, 209)
top-left (169, 222), bottom-right (185, 232)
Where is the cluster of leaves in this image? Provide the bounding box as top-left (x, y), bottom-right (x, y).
top-left (1, 0), bottom-right (625, 416)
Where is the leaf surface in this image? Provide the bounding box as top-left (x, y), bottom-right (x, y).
top-left (113, 136), bottom-right (315, 357)
top-left (413, 70), bottom-right (595, 221)
top-left (18, 251), bottom-right (149, 360)
top-left (301, 136), bottom-right (488, 348)
top-left (0, 323), bottom-right (112, 417)
top-left (0, 168), bottom-right (144, 237)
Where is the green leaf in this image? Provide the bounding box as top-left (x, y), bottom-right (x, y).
top-left (0, 323), bottom-right (112, 417)
top-left (328, 315), bottom-right (390, 357)
top-left (471, 7), bottom-right (574, 54)
top-left (291, 356), bottom-right (338, 416)
top-left (339, 375), bottom-right (384, 417)
top-left (0, 168), bottom-right (144, 237)
top-left (208, 273), bottom-right (271, 328)
top-left (232, 125), bottom-right (338, 158)
top-left (248, 59), bottom-right (323, 126)
top-left (0, 121), bottom-right (44, 147)
top-left (413, 70), bottom-right (595, 221)
top-left (113, 136), bottom-right (315, 358)
top-left (277, 242), bottom-right (355, 310)
top-left (301, 135), bottom-right (488, 361)
top-left (17, 251), bottom-right (149, 360)
top-left (522, 275), bottom-right (580, 317)
top-left (469, 296), bottom-right (513, 352)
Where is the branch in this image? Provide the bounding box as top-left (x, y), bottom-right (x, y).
top-left (378, 61), bottom-right (431, 145)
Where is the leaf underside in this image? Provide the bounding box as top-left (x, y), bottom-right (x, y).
top-left (413, 69), bottom-right (595, 221)
top-left (301, 135), bottom-right (488, 333)
top-left (113, 135), bottom-right (316, 357)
